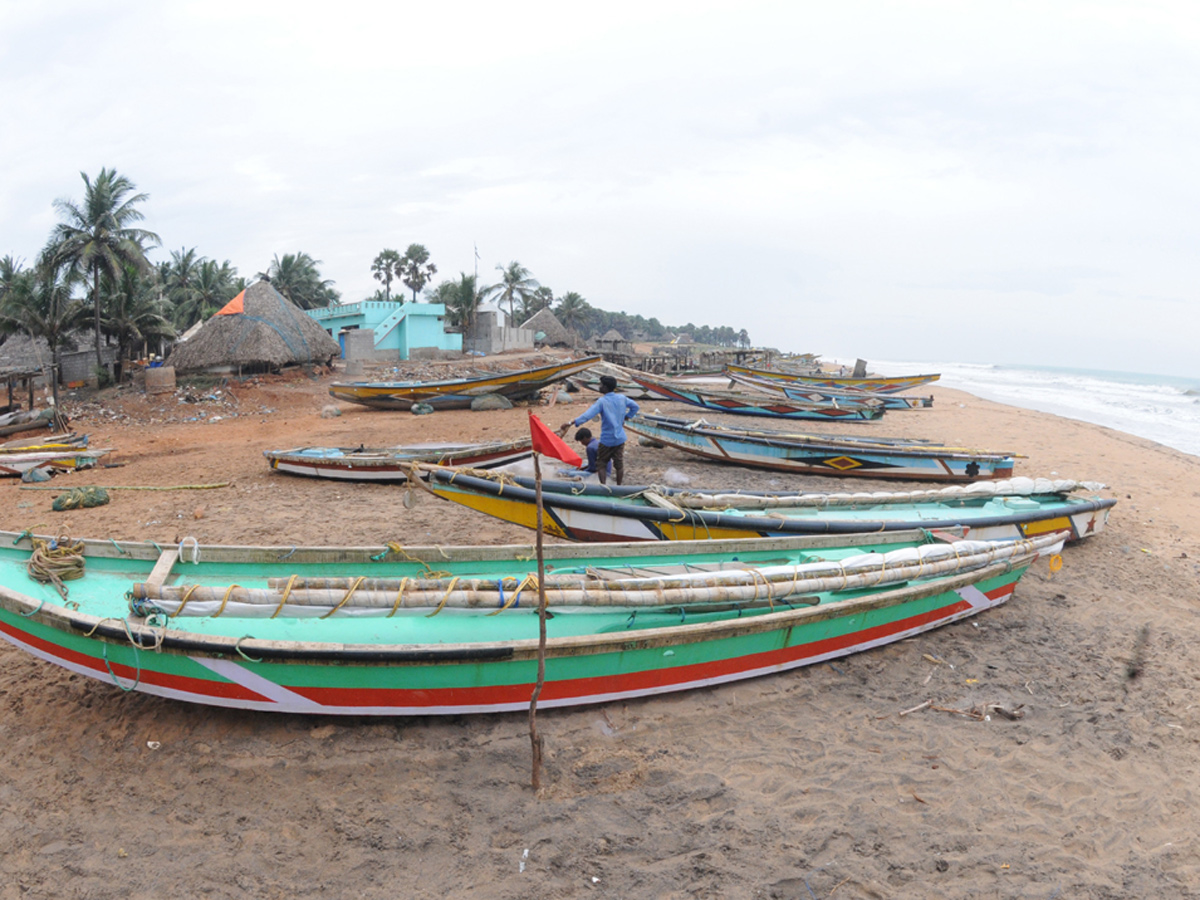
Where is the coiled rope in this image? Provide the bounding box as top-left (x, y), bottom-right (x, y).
top-left (26, 536), bottom-right (85, 601)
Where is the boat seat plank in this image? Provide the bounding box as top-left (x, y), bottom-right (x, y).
top-left (145, 549), bottom-right (180, 588)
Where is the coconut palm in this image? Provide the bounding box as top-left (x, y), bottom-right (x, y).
top-left (101, 264), bottom-right (177, 377)
top-left (44, 168), bottom-right (160, 370)
top-left (435, 273), bottom-right (483, 329)
top-left (371, 249), bottom-right (403, 302)
top-left (259, 252), bottom-right (339, 309)
top-left (521, 285), bottom-right (555, 322)
top-left (487, 261), bottom-right (539, 325)
top-left (399, 244), bottom-right (437, 304)
top-left (555, 291), bottom-right (591, 336)
top-left (188, 259), bottom-right (240, 323)
top-left (0, 260), bottom-right (88, 379)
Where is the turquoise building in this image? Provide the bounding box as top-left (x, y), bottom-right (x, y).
top-left (306, 301), bottom-right (461, 360)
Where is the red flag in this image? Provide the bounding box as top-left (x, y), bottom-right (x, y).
top-left (528, 411), bottom-right (582, 467)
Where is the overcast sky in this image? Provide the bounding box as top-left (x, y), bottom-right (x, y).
top-left (2, 1), bottom-right (1197, 378)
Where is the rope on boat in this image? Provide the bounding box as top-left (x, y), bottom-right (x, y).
top-left (26, 536), bottom-right (85, 601)
top-left (370, 541), bottom-right (451, 577)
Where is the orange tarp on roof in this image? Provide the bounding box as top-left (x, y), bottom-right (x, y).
top-left (216, 291), bottom-right (246, 316)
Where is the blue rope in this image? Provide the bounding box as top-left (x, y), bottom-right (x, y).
top-left (496, 579), bottom-right (505, 608)
top-left (102, 642), bottom-right (141, 692)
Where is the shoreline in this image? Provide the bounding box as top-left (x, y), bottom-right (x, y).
top-left (0, 372), bottom-right (1198, 897)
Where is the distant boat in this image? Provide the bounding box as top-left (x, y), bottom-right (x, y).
top-left (629, 374), bottom-right (884, 421)
top-left (328, 356), bottom-right (601, 410)
top-left (625, 414), bottom-right (1017, 481)
top-left (726, 371), bottom-right (933, 409)
top-left (725, 364), bottom-right (940, 394)
top-left (0, 526), bottom-right (1060, 715)
top-left (423, 466), bottom-right (1115, 544)
top-left (0, 447), bottom-right (111, 477)
top-left (265, 437), bottom-right (533, 481)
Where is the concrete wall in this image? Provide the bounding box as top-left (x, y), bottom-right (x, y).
top-left (462, 311), bottom-right (535, 355)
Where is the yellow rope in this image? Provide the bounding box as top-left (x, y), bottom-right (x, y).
top-left (26, 536), bottom-right (85, 599)
top-left (488, 573), bottom-right (538, 615)
top-left (426, 576), bottom-right (460, 617)
top-left (171, 584), bottom-right (199, 618)
top-left (272, 575), bottom-right (298, 619)
top-left (388, 577), bottom-right (409, 617)
top-left (321, 575), bottom-right (365, 619)
top-left (215, 584), bottom-right (240, 617)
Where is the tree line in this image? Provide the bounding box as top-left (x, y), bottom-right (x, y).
top-left (0, 167), bottom-right (751, 384)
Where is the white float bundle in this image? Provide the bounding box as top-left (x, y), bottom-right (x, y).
top-left (130, 533), bottom-right (1063, 619)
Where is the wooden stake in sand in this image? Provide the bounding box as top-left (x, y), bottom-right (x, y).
top-left (526, 411), bottom-right (585, 792)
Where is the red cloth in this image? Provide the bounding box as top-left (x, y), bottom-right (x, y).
top-left (529, 411), bottom-right (582, 466)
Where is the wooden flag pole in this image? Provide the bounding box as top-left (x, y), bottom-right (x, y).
top-left (529, 450), bottom-right (547, 791)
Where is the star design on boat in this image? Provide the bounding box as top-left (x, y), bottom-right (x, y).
top-left (1086, 514), bottom-right (1098, 534)
top-left (824, 456), bottom-right (863, 471)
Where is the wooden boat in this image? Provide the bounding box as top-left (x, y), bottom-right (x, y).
top-left (328, 356), bottom-right (602, 410)
top-left (422, 466), bottom-right (1116, 543)
top-left (629, 374), bottom-right (884, 421)
top-left (0, 447), bottom-right (111, 477)
top-left (264, 437), bottom-right (533, 481)
top-left (0, 433), bottom-right (88, 453)
top-left (725, 364), bottom-right (940, 394)
top-left (726, 371), bottom-right (933, 410)
top-left (0, 527), bottom-right (1060, 715)
top-left (625, 414), bottom-right (1016, 481)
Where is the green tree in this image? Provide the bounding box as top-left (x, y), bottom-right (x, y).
top-left (44, 168), bottom-right (160, 370)
top-left (434, 273), bottom-right (483, 329)
top-left (189, 259), bottom-right (240, 324)
top-left (738, 328), bottom-right (750, 349)
top-left (0, 260), bottom-right (88, 380)
top-left (487, 261), bottom-right (539, 325)
top-left (521, 285), bottom-right (555, 322)
top-left (259, 252), bottom-right (339, 309)
top-left (100, 264), bottom-right (177, 377)
top-left (555, 291), bottom-right (590, 337)
top-left (371, 248), bottom-right (403, 302)
top-left (399, 244), bottom-right (437, 303)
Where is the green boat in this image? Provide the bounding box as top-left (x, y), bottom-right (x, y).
top-left (0, 529), bottom-right (1059, 716)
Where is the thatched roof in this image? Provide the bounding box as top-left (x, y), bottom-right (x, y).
top-left (522, 308), bottom-right (572, 347)
top-left (166, 281), bottom-right (340, 373)
top-left (598, 328), bottom-right (627, 343)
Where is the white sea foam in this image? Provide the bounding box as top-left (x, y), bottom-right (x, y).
top-left (830, 358), bottom-right (1200, 459)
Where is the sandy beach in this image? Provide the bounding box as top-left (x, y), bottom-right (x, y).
top-left (1, 361), bottom-right (1198, 899)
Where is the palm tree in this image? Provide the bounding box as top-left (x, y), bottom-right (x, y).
top-left (433, 274), bottom-right (483, 329)
top-left (399, 244), bottom-right (437, 303)
top-left (555, 290), bottom-right (591, 338)
top-left (371, 249), bottom-right (403, 302)
top-left (259, 252), bottom-right (339, 309)
top-left (176, 259), bottom-right (239, 328)
top-left (0, 255), bottom-right (24, 307)
top-left (521, 285), bottom-right (555, 322)
top-left (487, 261), bottom-right (539, 325)
top-left (162, 247), bottom-right (203, 327)
top-left (0, 260), bottom-right (88, 381)
top-left (100, 264), bottom-right (177, 378)
top-left (44, 168), bottom-right (160, 370)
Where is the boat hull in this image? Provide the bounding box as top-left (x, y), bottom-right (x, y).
top-left (265, 440), bottom-right (533, 482)
top-left (629, 375), bottom-right (883, 421)
top-left (726, 365), bottom-right (940, 394)
top-left (328, 356), bottom-right (601, 410)
top-left (625, 415), bottom-right (1014, 481)
top-left (426, 469), bottom-right (1115, 544)
top-left (0, 529), bottom-right (1042, 715)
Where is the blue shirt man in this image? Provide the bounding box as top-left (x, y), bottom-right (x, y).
top-left (561, 375), bottom-right (639, 485)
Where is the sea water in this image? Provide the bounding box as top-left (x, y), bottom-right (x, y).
top-left (832, 359), bottom-right (1200, 460)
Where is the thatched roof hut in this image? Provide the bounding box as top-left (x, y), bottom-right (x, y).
top-left (522, 308), bottom-right (573, 347)
top-left (166, 281), bottom-right (340, 374)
